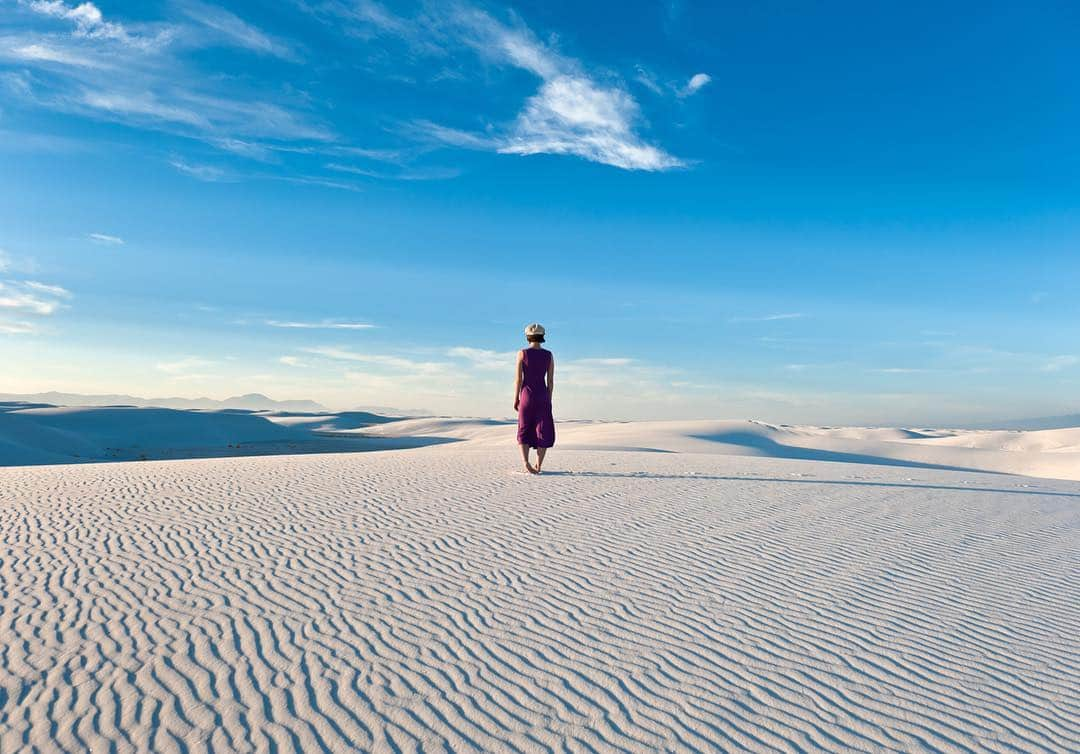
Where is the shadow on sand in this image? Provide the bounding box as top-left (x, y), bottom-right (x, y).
top-left (537, 471), bottom-right (1080, 499)
top-left (686, 431), bottom-right (985, 474)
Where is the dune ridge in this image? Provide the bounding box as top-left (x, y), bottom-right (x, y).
top-left (5, 405), bottom-right (1080, 481)
top-left (361, 417), bottom-right (1080, 481)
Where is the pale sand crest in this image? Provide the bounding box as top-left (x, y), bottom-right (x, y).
top-left (6, 406), bottom-right (1080, 482)
top-left (1, 432), bottom-right (1077, 752)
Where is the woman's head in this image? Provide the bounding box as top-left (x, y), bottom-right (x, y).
top-left (524, 322), bottom-right (546, 343)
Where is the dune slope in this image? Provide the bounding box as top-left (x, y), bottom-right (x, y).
top-left (1, 446), bottom-right (1076, 752)
top-left (5, 408), bottom-right (1080, 482)
top-left (363, 418), bottom-right (1080, 481)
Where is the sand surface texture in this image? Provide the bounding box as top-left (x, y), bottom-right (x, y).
top-left (1, 433), bottom-right (1077, 752)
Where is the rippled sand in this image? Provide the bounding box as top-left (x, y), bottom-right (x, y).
top-left (1, 444), bottom-right (1077, 752)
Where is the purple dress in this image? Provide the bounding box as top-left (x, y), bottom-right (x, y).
top-left (517, 348), bottom-right (555, 448)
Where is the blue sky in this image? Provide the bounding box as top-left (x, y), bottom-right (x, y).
top-left (1, 0), bottom-right (1077, 423)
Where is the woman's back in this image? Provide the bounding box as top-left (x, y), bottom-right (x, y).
top-left (521, 348), bottom-right (551, 392)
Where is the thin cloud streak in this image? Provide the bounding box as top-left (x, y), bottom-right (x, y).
top-left (88, 232), bottom-right (124, 245)
top-left (267, 320), bottom-right (376, 330)
top-left (303, 346), bottom-right (446, 373)
top-left (1042, 355), bottom-right (1078, 372)
top-left (170, 159), bottom-right (231, 182)
top-left (177, 0), bottom-right (300, 61)
top-left (0, 279), bottom-right (71, 316)
top-left (156, 355), bottom-right (215, 373)
top-left (448, 346), bottom-right (517, 370)
top-left (728, 313), bottom-right (805, 323)
top-left (0, 320), bottom-right (37, 334)
top-left (3, 40), bottom-right (106, 68)
top-left (678, 72), bottom-right (711, 97)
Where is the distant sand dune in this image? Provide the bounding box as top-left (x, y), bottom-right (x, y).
top-left (1, 447), bottom-right (1077, 752)
top-left (363, 417), bottom-right (1080, 481)
top-left (4, 406), bottom-right (1080, 481)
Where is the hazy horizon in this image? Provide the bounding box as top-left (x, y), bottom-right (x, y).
top-left (3, 386), bottom-right (1078, 429)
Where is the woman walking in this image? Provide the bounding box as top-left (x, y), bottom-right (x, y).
top-left (514, 323), bottom-right (555, 474)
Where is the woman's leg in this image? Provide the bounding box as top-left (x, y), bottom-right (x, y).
top-left (535, 447), bottom-right (547, 473)
top-left (519, 443), bottom-right (537, 473)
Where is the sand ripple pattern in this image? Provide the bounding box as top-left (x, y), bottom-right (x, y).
top-left (1, 450), bottom-right (1078, 752)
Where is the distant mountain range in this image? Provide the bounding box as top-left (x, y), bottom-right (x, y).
top-left (0, 391), bottom-right (326, 413)
top-left (966, 414), bottom-right (1080, 431)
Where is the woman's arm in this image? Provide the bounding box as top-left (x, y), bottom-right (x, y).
top-left (547, 354), bottom-right (555, 399)
top-left (513, 350), bottom-right (523, 410)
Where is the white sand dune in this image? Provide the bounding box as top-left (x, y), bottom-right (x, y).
top-left (0, 405), bottom-right (435, 465)
top-left (362, 417), bottom-right (1080, 481)
top-left (1, 420), bottom-right (1078, 752)
top-left (262, 410), bottom-right (403, 433)
top-left (5, 405), bottom-right (1080, 482)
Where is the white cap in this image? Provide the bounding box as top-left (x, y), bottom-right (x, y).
top-left (524, 323), bottom-right (545, 338)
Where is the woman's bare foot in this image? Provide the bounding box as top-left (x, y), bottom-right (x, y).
top-left (525, 463), bottom-right (539, 474)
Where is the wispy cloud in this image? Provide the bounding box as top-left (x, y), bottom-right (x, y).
top-left (557, 356), bottom-right (673, 391)
top-left (74, 89), bottom-right (333, 142)
top-left (678, 72), bottom-right (711, 97)
top-left (460, 7), bottom-right (682, 170)
top-left (571, 357), bottom-right (633, 367)
top-left (0, 279), bottom-right (71, 315)
top-left (729, 312), bottom-right (805, 323)
top-left (11, 0), bottom-right (689, 183)
top-left (2, 40), bottom-right (106, 68)
top-left (169, 159), bottom-right (231, 182)
top-left (0, 249), bottom-right (37, 274)
top-left (24, 0), bottom-right (174, 50)
top-left (272, 174), bottom-right (362, 193)
top-left (0, 320), bottom-right (37, 335)
top-left (10, 1), bottom-right (331, 163)
top-left (867, 367), bottom-right (933, 374)
top-left (324, 2), bottom-right (682, 171)
top-left (266, 320), bottom-right (375, 330)
top-left (303, 346), bottom-right (445, 373)
top-left (634, 66), bottom-right (713, 100)
top-left (0, 272), bottom-right (70, 335)
top-left (279, 355), bottom-right (308, 368)
top-left (88, 232), bottom-right (123, 245)
top-left (23, 280), bottom-right (71, 298)
top-left (500, 74), bottom-right (682, 170)
top-left (325, 162), bottom-right (461, 181)
top-left (0, 127), bottom-right (87, 152)
top-left (80, 90), bottom-right (207, 128)
top-left (633, 64), bottom-right (664, 95)
top-left (177, 1), bottom-right (300, 61)
top-left (1042, 355), bottom-right (1078, 372)
top-left (156, 355), bottom-right (214, 373)
top-left (447, 346), bottom-right (517, 370)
